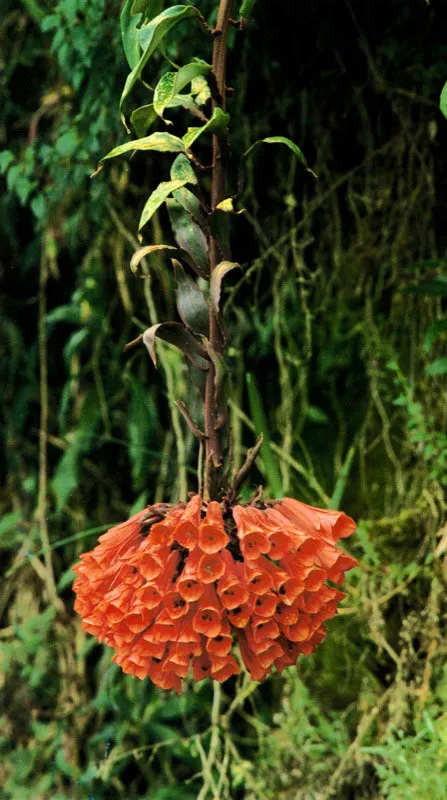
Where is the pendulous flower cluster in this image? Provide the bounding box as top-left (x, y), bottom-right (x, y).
top-left (73, 496), bottom-right (357, 693)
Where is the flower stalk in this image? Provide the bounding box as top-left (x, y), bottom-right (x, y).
top-left (205, 0), bottom-right (234, 500)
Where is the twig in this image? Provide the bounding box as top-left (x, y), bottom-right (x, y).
top-left (228, 434), bottom-right (264, 503)
top-left (229, 400), bottom-right (330, 504)
top-left (321, 688), bottom-right (392, 799)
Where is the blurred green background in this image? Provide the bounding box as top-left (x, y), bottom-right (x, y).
top-left (1, 0), bottom-right (447, 797)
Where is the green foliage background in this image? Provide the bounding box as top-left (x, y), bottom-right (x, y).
top-left (1, 0), bottom-right (447, 797)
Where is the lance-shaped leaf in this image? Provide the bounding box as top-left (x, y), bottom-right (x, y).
top-left (164, 94), bottom-right (203, 117)
top-left (143, 322), bottom-right (209, 370)
top-left (173, 187), bottom-right (207, 227)
top-left (136, 0), bottom-right (165, 17)
top-left (167, 196), bottom-right (209, 276)
top-left (204, 342), bottom-right (228, 431)
top-left (441, 81), bottom-right (447, 120)
top-left (216, 198), bottom-right (234, 212)
top-left (121, 0), bottom-right (143, 70)
top-left (139, 179), bottom-right (188, 231)
top-left (187, 362), bottom-right (207, 399)
top-left (170, 153), bottom-right (197, 184)
top-left (131, 0), bottom-right (165, 18)
top-left (120, 5), bottom-right (201, 125)
top-left (130, 243), bottom-right (198, 275)
top-left (426, 358), bottom-right (447, 377)
top-left (172, 259), bottom-right (209, 336)
top-left (154, 60), bottom-right (211, 119)
top-left (216, 197), bottom-right (245, 214)
top-left (209, 209), bottom-right (231, 261)
top-left (183, 108), bottom-right (230, 149)
top-left (101, 132), bottom-right (185, 162)
top-left (130, 104), bottom-right (158, 137)
top-left (239, 0), bottom-right (257, 18)
top-left (246, 372), bottom-right (283, 498)
top-left (130, 99), bottom-right (200, 137)
top-left (243, 135), bottom-right (317, 177)
top-left (424, 319), bottom-right (447, 353)
top-left (210, 261), bottom-right (241, 312)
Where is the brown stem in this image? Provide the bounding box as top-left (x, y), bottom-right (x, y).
top-left (204, 0), bottom-right (234, 501)
top-left (228, 434), bottom-right (264, 505)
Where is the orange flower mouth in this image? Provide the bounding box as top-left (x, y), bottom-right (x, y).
top-left (197, 553), bottom-right (225, 583)
top-left (73, 494), bottom-right (357, 692)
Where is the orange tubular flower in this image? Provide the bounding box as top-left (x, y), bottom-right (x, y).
top-left (73, 495), bottom-right (357, 692)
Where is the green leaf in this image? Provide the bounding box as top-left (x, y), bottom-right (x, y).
top-left (132, 0), bottom-right (164, 18)
top-left (440, 81), bottom-right (447, 120)
top-left (145, 788), bottom-right (196, 800)
top-left (130, 491), bottom-right (148, 514)
top-left (51, 394), bottom-right (101, 510)
top-left (172, 187), bottom-right (206, 225)
top-left (55, 130), bottom-right (78, 157)
top-left (57, 567), bottom-right (77, 593)
top-left (210, 261), bottom-right (241, 312)
top-left (404, 258), bottom-right (447, 271)
top-left (131, 243), bottom-right (182, 272)
top-left (167, 197), bottom-right (209, 276)
top-left (31, 194), bottom-right (46, 220)
top-left (153, 72), bottom-right (177, 118)
top-left (204, 343), bottom-right (228, 427)
top-left (165, 93), bottom-right (202, 116)
top-left (329, 445), bottom-right (356, 509)
top-left (46, 303), bottom-right (81, 328)
top-left (239, 0), bottom-right (257, 18)
top-left (139, 179), bottom-right (188, 230)
top-left (425, 358), bottom-right (447, 377)
top-left (170, 153), bottom-right (197, 184)
top-left (63, 328), bottom-right (89, 367)
top-left (424, 319), bottom-right (447, 352)
top-left (182, 108), bottom-right (230, 149)
top-left (142, 322), bottom-right (209, 370)
top-left (120, 0), bottom-right (143, 70)
top-left (244, 135), bottom-right (316, 176)
top-left (403, 277), bottom-right (447, 297)
top-left (55, 748), bottom-right (78, 780)
top-left (154, 60), bottom-right (211, 119)
top-left (0, 511), bottom-right (22, 549)
top-left (120, 5), bottom-right (201, 125)
top-left (209, 209), bottom-right (231, 260)
top-left (52, 440), bottom-right (81, 510)
top-left (0, 150), bottom-right (15, 174)
top-left (173, 259), bottom-right (209, 336)
top-left (101, 132), bottom-right (185, 162)
top-left (130, 104), bottom-right (158, 137)
top-left (306, 405), bottom-right (330, 424)
top-left (0, 510), bottom-right (22, 537)
top-left (130, 243), bottom-right (199, 275)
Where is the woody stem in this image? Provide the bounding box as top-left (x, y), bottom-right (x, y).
top-left (204, 0), bottom-right (234, 501)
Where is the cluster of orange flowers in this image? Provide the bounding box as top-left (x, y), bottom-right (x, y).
top-left (73, 496), bottom-right (356, 693)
